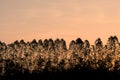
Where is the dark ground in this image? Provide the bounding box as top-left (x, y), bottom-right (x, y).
top-left (1, 69), bottom-right (120, 80)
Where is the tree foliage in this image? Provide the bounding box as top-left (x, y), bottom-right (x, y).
top-left (0, 36), bottom-right (120, 76)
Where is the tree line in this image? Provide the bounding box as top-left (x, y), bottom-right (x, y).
top-left (0, 36), bottom-right (120, 76)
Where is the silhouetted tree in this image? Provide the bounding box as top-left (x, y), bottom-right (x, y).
top-left (20, 39), bottom-right (26, 47)
top-left (83, 40), bottom-right (90, 55)
top-left (60, 39), bottom-right (67, 51)
top-left (31, 39), bottom-right (37, 45)
top-left (54, 38), bottom-right (60, 51)
top-left (113, 36), bottom-right (120, 48)
top-left (30, 39), bottom-right (38, 49)
top-left (13, 40), bottom-right (20, 49)
top-left (2, 42), bottom-right (7, 50)
top-left (0, 41), bottom-right (7, 51)
top-left (76, 38), bottom-right (83, 44)
top-left (20, 39), bottom-right (25, 44)
top-left (48, 38), bottom-right (55, 51)
top-left (38, 39), bottom-right (43, 46)
top-left (54, 38), bottom-right (67, 52)
top-left (76, 38), bottom-right (84, 50)
top-left (84, 40), bottom-right (90, 48)
top-left (0, 41), bottom-right (3, 51)
top-left (95, 38), bottom-right (103, 49)
top-left (14, 40), bottom-right (19, 45)
top-left (37, 39), bottom-right (44, 52)
top-left (107, 36), bottom-right (116, 50)
top-left (0, 41), bottom-right (2, 46)
top-left (69, 40), bottom-right (76, 50)
top-left (43, 39), bottom-right (49, 50)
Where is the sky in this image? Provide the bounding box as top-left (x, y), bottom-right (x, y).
top-left (0, 0), bottom-right (120, 45)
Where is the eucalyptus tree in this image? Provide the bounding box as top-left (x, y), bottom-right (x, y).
top-left (13, 40), bottom-right (20, 51)
top-left (107, 36), bottom-right (117, 50)
top-left (60, 39), bottom-right (67, 51)
top-left (48, 38), bottom-right (55, 51)
top-left (20, 39), bottom-right (26, 46)
top-left (69, 40), bottom-right (76, 50)
top-left (113, 36), bottom-right (120, 49)
top-left (19, 39), bottom-right (26, 50)
top-left (84, 40), bottom-right (90, 49)
top-left (38, 39), bottom-right (43, 46)
top-left (94, 38), bottom-right (103, 50)
top-left (76, 38), bottom-right (84, 50)
top-left (83, 40), bottom-right (90, 55)
top-left (43, 39), bottom-right (49, 51)
top-left (30, 39), bottom-right (38, 52)
top-left (0, 41), bottom-right (7, 51)
top-left (54, 38), bottom-right (60, 52)
top-left (38, 39), bottom-right (44, 52)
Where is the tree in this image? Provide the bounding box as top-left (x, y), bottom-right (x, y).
top-left (95, 38), bottom-right (103, 49)
top-left (14, 40), bottom-right (19, 45)
top-left (60, 39), bottom-right (67, 51)
top-left (20, 39), bottom-right (25, 44)
top-left (37, 39), bottom-right (44, 51)
top-left (107, 36), bottom-right (116, 50)
top-left (76, 38), bottom-right (83, 45)
top-left (13, 40), bottom-right (20, 49)
top-left (84, 40), bottom-right (90, 48)
top-left (38, 39), bottom-right (43, 46)
top-left (43, 39), bottom-right (49, 50)
top-left (2, 42), bottom-right (7, 50)
top-left (83, 40), bottom-right (90, 55)
top-left (31, 39), bottom-right (37, 45)
top-left (30, 39), bottom-right (38, 49)
top-left (54, 38), bottom-right (60, 51)
top-left (113, 36), bottom-right (120, 48)
top-left (69, 40), bottom-right (76, 50)
top-left (75, 38), bottom-right (84, 50)
top-left (54, 38), bottom-right (67, 52)
top-left (0, 41), bottom-right (7, 51)
top-left (0, 41), bottom-right (2, 46)
top-left (48, 38), bottom-right (55, 51)
top-left (20, 39), bottom-right (26, 47)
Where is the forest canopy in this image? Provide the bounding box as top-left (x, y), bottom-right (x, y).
top-left (0, 36), bottom-right (120, 76)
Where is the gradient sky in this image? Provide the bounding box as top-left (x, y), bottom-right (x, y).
top-left (0, 0), bottom-right (120, 45)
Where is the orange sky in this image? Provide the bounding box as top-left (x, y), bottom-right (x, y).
top-left (0, 0), bottom-right (120, 45)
